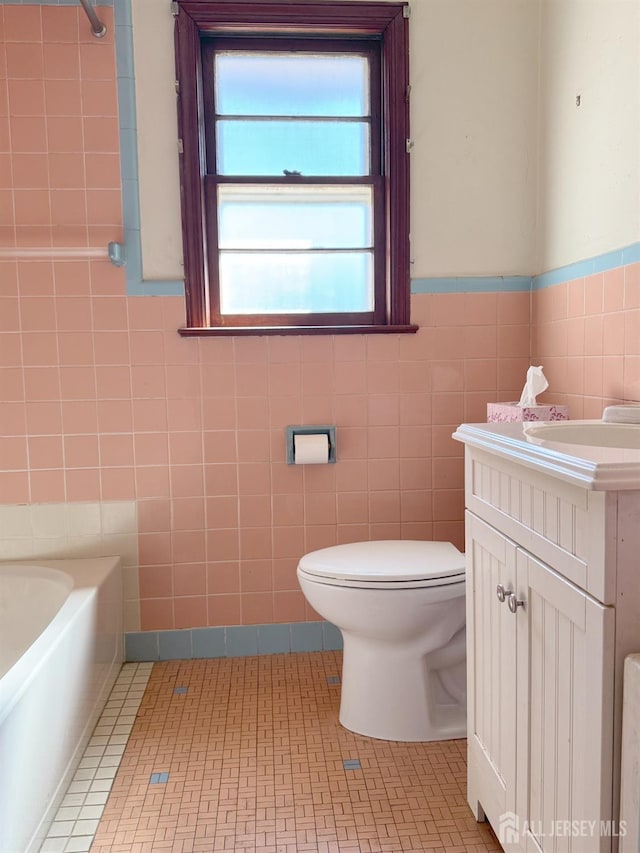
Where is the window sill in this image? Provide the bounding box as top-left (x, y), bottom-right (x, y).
top-left (178, 324), bottom-right (419, 337)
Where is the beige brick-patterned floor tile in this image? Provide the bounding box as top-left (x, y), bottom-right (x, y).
top-left (87, 652), bottom-right (500, 852)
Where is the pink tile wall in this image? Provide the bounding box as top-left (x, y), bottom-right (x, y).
top-left (532, 264), bottom-right (640, 417)
top-left (1, 5), bottom-right (532, 631)
top-left (129, 291), bottom-right (530, 630)
top-left (0, 5), bottom-right (121, 250)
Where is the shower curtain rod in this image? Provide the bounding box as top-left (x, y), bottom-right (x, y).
top-left (78, 0), bottom-right (107, 38)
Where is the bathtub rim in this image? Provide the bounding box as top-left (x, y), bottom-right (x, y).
top-left (0, 555), bottom-right (122, 727)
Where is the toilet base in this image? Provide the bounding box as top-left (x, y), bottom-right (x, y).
top-left (338, 632), bottom-right (466, 742)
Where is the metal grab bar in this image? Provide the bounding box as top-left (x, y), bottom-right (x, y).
top-left (78, 0), bottom-right (107, 38)
top-left (0, 243), bottom-right (126, 266)
top-left (0, 247), bottom-right (108, 259)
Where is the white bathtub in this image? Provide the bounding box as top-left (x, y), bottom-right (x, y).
top-left (0, 557), bottom-right (123, 853)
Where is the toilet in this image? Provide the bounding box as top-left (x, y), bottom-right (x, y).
top-left (296, 540), bottom-right (467, 742)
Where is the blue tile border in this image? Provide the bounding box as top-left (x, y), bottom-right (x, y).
top-left (125, 620), bottom-right (343, 661)
top-left (191, 626), bottom-right (226, 658)
top-left (322, 621), bottom-right (343, 651)
top-left (124, 630), bottom-right (158, 661)
top-left (290, 621), bottom-right (323, 652)
top-left (226, 625), bottom-right (259, 657)
top-left (624, 243), bottom-right (640, 265)
top-left (257, 623), bottom-right (292, 655)
top-left (411, 242), bottom-right (640, 295)
top-left (532, 242), bottom-right (640, 290)
top-left (411, 275), bottom-right (532, 294)
top-left (158, 629), bottom-right (192, 660)
top-left (112, 0), bottom-right (184, 298)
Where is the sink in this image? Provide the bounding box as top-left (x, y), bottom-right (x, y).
top-left (524, 421), bottom-right (640, 449)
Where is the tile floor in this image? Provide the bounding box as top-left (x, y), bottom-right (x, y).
top-left (55, 652), bottom-right (501, 852)
top-left (40, 663), bottom-right (154, 853)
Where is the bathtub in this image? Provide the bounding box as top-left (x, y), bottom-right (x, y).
top-left (0, 557), bottom-right (123, 853)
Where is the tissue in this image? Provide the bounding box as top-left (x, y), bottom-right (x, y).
top-left (487, 364), bottom-right (569, 423)
top-left (517, 365), bottom-right (549, 407)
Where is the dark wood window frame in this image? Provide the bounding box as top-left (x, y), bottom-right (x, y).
top-left (174, 0), bottom-right (416, 336)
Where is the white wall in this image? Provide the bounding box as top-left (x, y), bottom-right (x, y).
top-left (536, 0), bottom-right (640, 272)
top-left (132, 0), bottom-right (184, 281)
top-left (411, 0), bottom-right (538, 277)
top-left (131, 0), bottom-right (538, 281)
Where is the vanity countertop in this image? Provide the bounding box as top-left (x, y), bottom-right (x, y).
top-left (453, 420), bottom-right (640, 491)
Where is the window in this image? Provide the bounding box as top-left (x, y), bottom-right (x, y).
top-left (174, 1), bottom-right (414, 335)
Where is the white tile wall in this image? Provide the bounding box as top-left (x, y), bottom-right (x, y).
top-left (0, 501), bottom-right (141, 631)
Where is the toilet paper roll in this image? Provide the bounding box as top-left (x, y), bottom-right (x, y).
top-left (294, 433), bottom-right (330, 464)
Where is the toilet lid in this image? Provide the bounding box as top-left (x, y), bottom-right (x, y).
top-left (297, 540), bottom-right (465, 586)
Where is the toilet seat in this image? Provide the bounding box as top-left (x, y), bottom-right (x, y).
top-left (297, 540), bottom-right (465, 590)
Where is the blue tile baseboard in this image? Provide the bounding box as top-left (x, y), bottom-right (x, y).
top-left (125, 620), bottom-right (344, 662)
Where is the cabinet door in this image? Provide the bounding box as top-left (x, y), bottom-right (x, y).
top-left (466, 511), bottom-right (518, 839)
top-left (515, 549), bottom-right (615, 853)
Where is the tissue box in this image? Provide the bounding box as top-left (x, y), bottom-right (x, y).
top-left (487, 402), bottom-right (569, 423)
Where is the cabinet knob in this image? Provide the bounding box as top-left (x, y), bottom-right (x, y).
top-left (507, 593), bottom-right (525, 614)
top-left (496, 584), bottom-right (512, 603)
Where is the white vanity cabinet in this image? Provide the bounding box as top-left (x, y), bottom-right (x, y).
top-left (467, 511), bottom-right (614, 852)
top-left (454, 424), bottom-right (640, 853)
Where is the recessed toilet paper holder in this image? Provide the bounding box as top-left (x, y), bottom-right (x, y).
top-left (286, 425), bottom-right (337, 464)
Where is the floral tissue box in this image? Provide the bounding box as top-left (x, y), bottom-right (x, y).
top-left (487, 402), bottom-right (569, 423)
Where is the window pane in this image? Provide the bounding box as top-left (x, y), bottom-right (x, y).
top-left (217, 119), bottom-right (369, 176)
top-left (218, 185), bottom-right (372, 250)
top-left (215, 53), bottom-right (369, 117)
top-left (219, 252), bottom-right (373, 314)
